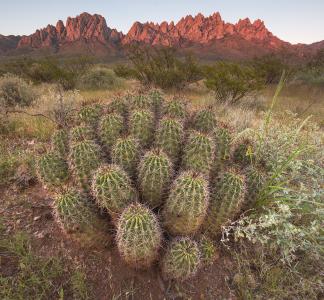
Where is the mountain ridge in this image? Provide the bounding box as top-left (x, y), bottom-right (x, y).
top-left (0, 12), bottom-right (322, 60)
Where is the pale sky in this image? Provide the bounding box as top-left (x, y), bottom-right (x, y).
top-left (0, 0), bottom-right (323, 44)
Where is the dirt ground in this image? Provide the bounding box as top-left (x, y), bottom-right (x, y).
top-left (0, 182), bottom-right (237, 300)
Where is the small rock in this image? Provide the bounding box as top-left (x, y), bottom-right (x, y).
top-left (34, 216), bottom-right (41, 221)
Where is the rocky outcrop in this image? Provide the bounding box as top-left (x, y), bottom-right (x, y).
top-left (0, 11), bottom-right (323, 59)
top-left (16, 12), bottom-right (123, 51)
top-left (122, 12), bottom-right (288, 49)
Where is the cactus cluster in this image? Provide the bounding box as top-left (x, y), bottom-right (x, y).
top-left (38, 91), bottom-right (268, 281)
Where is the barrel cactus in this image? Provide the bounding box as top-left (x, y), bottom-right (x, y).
top-left (129, 110), bottom-right (155, 148)
top-left (92, 165), bottom-right (138, 219)
top-left (182, 131), bottom-right (214, 176)
top-left (204, 169), bottom-right (246, 237)
top-left (51, 129), bottom-right (69, 158)
top-left (116, 203), bottom-right (162, 269)
top-left (198, 235), bottom-right (218, 266)
top-left (54, 190), bottom-right (108, 245)
top-left (163, 171), bottom-right (209, 235)
top-left (111, 136), bottom-right (140, 178)
top-left (232, 137), bottom-right (254, 167)
top-left (99, 113), bottom-right (125, 153)
top-left (155, 118), bottom-right (184, 163)
top-left (69, 140), bottom-right (102, 192)
top-left (70, 125), bottom-right (95, 144)
top-left (130, 94), bottom-right (153, 111)
top-left (148, 89), bottom-right (164, 117)
top-left (37, 151), bottom-right (69, 186)
top-left (138, 149), bottom-right (172, 208)
top-left (164, 99), bottom-right (188, 122)
top-left (109, 97), bottom-right (128, 118)
top-left (193, 108), bottom-right (216, 133)
top-left (78, 105), bottom-right (101, 128)
top-left (161, 237), bottom-right (200, 281)
top-left (245, 165), bottom-right (266, 208)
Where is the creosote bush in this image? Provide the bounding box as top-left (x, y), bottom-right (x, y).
top-left (39, 89), bottom-right (286, 283)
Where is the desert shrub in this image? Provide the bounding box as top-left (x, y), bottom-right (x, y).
top-left (77, 67), bottom-right (124, 90)
top-left (251, 55), bottom-right (287, 84)
top-left (0, 74), bottom-right (36, 112)
top-left (204, 61), bottom-right (264, 104)
top-left (114, 46), bottom-right (202, 89)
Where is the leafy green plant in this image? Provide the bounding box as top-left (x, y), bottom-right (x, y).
top-left (204, 62), bottom-right (264, 104)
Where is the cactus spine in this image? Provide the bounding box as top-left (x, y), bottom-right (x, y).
top-left (163, 171), bottom-right (209, 235)
top-left (51, 129), bottom-right (69, 158)
top-left (161, 237), bottom-right (200, 281)
top-left (155, 118), bottom-right (184, 163)
top-left (116, 203), bottom-right (162, 269)
top-left (204, 169), bottom-right (246, 237)
top-left (92, 164), bottom-right (138, 219)
top-left (99, 113), bottom-right (125, 153)
top-left (182, 131), bottom-right (214, 176)
top-left (69, 140), bottom-right (102, 192)
top-left (245, 165), bottom-right (266, 209)
top-left (37, 151), bottom-right (69, 186)
top-left (193, 109), bottom-right (217, 133)
top-left (138, 149), bottom-right (172, 208)
top-left (129, 110), bottom-right (155, 148)
top-left (111, 136), bottom-right (140, 178)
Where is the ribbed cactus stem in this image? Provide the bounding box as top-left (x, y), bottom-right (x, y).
top-left (138, 149), bottom-right (172, 208)
top-left (163, 171), bottom-right (209, 235)
top-left (37, 151), bottom-right (69, 186)
top-left (51, 129), bottom-right (69, 158)
top-left (99, 113), bottom-right (125, 153)
top-left (161, 237), bottom-right (201, 281)
top-left (111, 136), bottom-right (140, 179)
top-left (204, 168), bottom-right (246, 237)
top-left (78, 105), bottom-right (102, 128)
top-left (129, 110), bottom-right (155, 148)
top-left (164, 99), bottom-right (188, 122)
top-left (92, 164), bottom-right (138, 219)
top-left (116, 203), bottom-right (162, 269)
top-left (69, 140), bottom-right (102, 192)
top-left (70, 125), bottom-right (95, 144)
top-left (193, 109), bottom-right (217, 133)
top-left (182, 131), bottom-right (214, 176)
top-left (155, 118), bottom-right (184, 163)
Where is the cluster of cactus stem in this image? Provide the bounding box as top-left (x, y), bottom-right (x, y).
top-left (38, 89), bottom-right (268, 281)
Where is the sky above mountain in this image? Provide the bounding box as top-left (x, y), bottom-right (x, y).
top-left (1, 0), bottom-right (323, 44)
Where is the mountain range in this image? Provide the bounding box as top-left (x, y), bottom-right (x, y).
top-left (0, 12), bottom-right (323, 60)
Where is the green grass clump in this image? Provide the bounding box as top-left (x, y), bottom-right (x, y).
top-left (69, 140), bottom-right (102, 192)
top-left (129, 110), bottom-right (155, 148)
top-left (51, 129), bottom-right (69, 158)
top-left (182, 131), bottom-right (214, 176)
top-left (70, 125), bottom-right (95, 144)
top-left (163, 171), bottom-right (209, 235)
top-left (164, 99), bottom-right (188, 121)
top-left (138, 149), bottom-right (172, 208)
top-left (99, 113), bottom-right (125, 153)
top-left (37, 151), bottom-right (69, 186)
top-left (54, 190), bottom-right (108, 245)
top-left (111, 136), bottom-right (140, 178)
top-left (161, 237), bottom-right (201, 281)
top-left (116, 203), bottom-right (162, 269)
top-left (204, 169), bottom-right (246, 237)
top-left (155, 118), bottom-right (184, 163)
top-left (78, 105), bottom-right (102, 128)
top-left (92, 164), bottom-right (138, 219)
top-left (193, 109), bottom-right (217, 133)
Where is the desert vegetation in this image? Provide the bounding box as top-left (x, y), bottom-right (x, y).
top-left (0, 48), bottom-right (323, 299)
